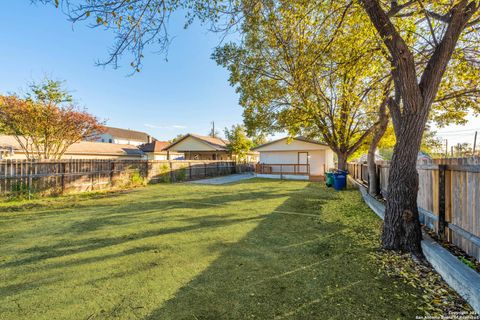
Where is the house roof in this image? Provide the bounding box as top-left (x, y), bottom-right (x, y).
top-left (252, 136), bottom-right (328, 150)
top-left (103, 126), bottom-right (153, 142)
top-left (164, 134), bottom-right (229, 151)
top-left (0, 135), bottom-right (144, 157)
top-left (139, 141), bottom-right (171, 153)
top-left (67, 141), bottom-right (144, 156)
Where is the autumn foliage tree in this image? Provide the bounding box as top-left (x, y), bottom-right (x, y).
top-left (0, 80), bottom-right (104, 160)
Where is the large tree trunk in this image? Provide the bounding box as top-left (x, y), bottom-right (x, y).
top-left (367, 140), bottom-right (383, 197)
top-left (336, 152), bottom-right (348, 171)
top-left (368, 102), bottom-right (389, 196)
top-left (382, 114), bottom-right (425, 258)
top-left (360, 0), bottom-right (478, 259)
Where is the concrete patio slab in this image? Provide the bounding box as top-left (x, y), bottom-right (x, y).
top-left (188, 173), bottom-right (255, 185)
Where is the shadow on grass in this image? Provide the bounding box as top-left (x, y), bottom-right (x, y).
top-left (141, 183), bottom-right (421, 320)
top-left (0, 214), bottom-right (266, 271)
top-left (0, 180), bottom-right (423, 319)
top-left (1, 183), bottom-right (298, 271)
top-left (44, 188), bottom-right (297, 234)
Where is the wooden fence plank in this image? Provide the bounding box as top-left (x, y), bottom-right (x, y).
top-left (0, 159), bottom-right (253, 197)
top-left (438, 165), bottom-right (446, 239)
top-left (349, 158), bottom-right (480, 260)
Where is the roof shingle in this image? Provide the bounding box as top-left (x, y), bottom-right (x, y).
top-left (139, 141), bottom-right (171, 152)
top-left (165, 134), bottom-right (229, 151)
top-left (103, 126), bottom-right (153, 142)
top-left (0, 135), bottom-right (143, 156)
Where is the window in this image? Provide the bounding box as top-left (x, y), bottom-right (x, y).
top-left (298, 152), bottom-right (309, 164)
top-left (298, 152), bottom-right (309, 174)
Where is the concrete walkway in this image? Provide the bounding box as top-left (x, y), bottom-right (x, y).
top-left (189, 173), bottom-right (255, 185)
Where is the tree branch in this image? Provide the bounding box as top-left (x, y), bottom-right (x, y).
top-left (419, 1), bottom-right (479, 108)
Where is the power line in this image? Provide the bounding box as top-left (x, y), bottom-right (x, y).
top-left (436, 132), bottom-right (479, 137)
top-left (436, 127), bottom-right (480, 134)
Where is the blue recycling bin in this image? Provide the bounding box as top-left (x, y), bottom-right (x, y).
top-left (333, 172), bottom-right (347, 190)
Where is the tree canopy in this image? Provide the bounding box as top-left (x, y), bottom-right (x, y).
top-left (0, 79), bottom-right (104, 160)
top-left (224, 124), bottom-right (253, 161)
top-left (213, 1), bottom-right (392, 169)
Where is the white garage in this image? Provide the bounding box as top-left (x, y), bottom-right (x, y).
top-left (252, 137), bottom-right (335, 180)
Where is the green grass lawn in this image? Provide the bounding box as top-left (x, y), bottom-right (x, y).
top-left (0, 179), bottom-right (425, 319)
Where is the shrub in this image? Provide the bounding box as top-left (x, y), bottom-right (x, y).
top-left (157, 164), bottom-right (171, 183)
top-left (175, 166), bottom-right (187, 182)
top-left (129, 171), bottom-right (146, 187)
top-left (8, 182), bottom-right (36, 201)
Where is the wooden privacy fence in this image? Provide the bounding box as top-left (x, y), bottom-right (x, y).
top-left (348, 157), bottom-right (480, 260)
top-left (0, 159), bottom-right (253, 197)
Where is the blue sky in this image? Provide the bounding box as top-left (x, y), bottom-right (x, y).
top-left (0, 1), bottom-right (242, 141)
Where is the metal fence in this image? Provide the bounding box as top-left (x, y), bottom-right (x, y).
top-left (348, 157), bottom-right (480, 260)
top-left (255, 163), bottom-right (310, 175)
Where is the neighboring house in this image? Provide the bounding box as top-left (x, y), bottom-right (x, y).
top-left (94, 126), bottom-right (155, 146)
top-left (164, 134), bottom-right (232, 160)
top-left (355, 153), bottom-right (385, 163)
top-left (139, 141), bottom-right (184, 160)
top-left (0, 135), bottom-right (144, 160)
top-left (357, 151), bottom-right (431, 164)
top-left (252, 137), bottom-right (335, 181)
top-left (417, 151), bottom-right (432, 163)
top-left (0, 145), bottom-right (15, 160)
top-left (164, 134), bottom-right (259, 161)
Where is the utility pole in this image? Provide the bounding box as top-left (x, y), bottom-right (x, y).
top-left (211, 121), bottom-right (215, 138)
top-left (445, 139), bottom-right (448, 158)
top-left (474, 131), bottom-right (478, 156)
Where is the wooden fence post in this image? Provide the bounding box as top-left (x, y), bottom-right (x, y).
top-left (438, 164), bottom-right (447, 240)
top-left (445, 167), bottom-right (453, 241)
top-left (360, 164), bottom-right (363, 184)
top-left (61, 162), bottom-right (66, 194)
top-left (90, 160), bottom-right (94, 191)
top-left (110, 161), bottom-right (115, 186)
top-left (27, 160), bottom-right (32, 199)
top-left (145, 160), bottom-right (149, 181)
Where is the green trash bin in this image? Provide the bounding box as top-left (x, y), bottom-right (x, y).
top-left (326, 172), bottom-right (334, 187)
